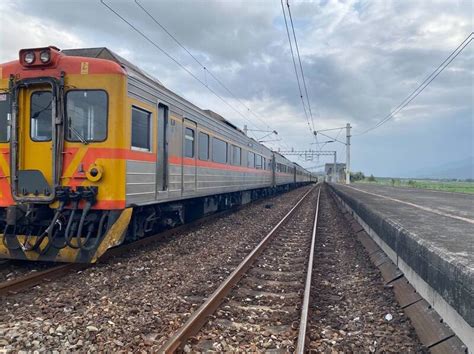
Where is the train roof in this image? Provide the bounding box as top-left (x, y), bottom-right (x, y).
top-left (62, 47), bottom-right (162, 85)
top-left (61, 47), bottom-right (247, 135)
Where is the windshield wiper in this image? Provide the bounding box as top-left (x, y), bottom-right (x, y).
top-left (68, 123), bottom-right (89, 145)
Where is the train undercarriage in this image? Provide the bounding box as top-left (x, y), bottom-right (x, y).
top-left (0, 182), bottom-right (308, 263)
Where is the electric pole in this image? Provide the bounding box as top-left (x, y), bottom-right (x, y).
top-left (346, 123), bottom-right (351, 184)
top-left (314, 122), bottom-right (352, 184)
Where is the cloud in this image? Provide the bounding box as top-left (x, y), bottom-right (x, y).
top-left (0, 0), bottom-right (472, 176)
top-left (0, 2), bottom-right (84, 63)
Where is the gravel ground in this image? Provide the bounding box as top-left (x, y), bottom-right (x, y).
top-left (188, 187), bottom-right (319, 352)
top-left (0, 186), bottom-right (311, 352)
top-left (307, 186), bottom-right (424, 352)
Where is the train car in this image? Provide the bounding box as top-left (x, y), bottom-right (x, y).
top-left (274, 152), bottom-right (295, 188)
top-left (0, 46), bottom-right (312, 263)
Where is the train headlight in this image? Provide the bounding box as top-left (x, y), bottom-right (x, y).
top-left (86, 164), bottom-right (104, 182)
top-left (24, 52), bottom-right (35, 64)
top-left (40, 50), bottom-right (51, 63)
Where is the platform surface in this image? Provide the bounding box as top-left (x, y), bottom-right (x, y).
top-left (333, 183), bottom-right (474, 269)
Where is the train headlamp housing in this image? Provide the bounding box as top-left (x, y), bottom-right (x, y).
top-left (19, 46), bottom-right (61, 67)
top-left (40, 50), bottom-right (51, 63)
top-left (24, 52), bottom-right (35, 65)
top-left (86, 164), bottom-right (104, 182)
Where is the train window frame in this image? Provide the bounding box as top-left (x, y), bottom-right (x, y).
top-left (30, 90), bottom-right (53, 142)
top-left (184, 127), bottom-right (195, 158)
top-left (65, 89), bottom-right (109, 143)
top-left (232, 145), bottom-right (241, 166)
top-left (131, 105), bottom-right (153, 152)
top-left (247, 151), bottom-right (255, 168)
top-left (212, 137), bottom-right (227, 164)
top-left (255, 154), bottom-right (263, 169)
top-left (198, 131), bottom-right (209, 160)
top-left (0, 93), bottom-right (10, 142)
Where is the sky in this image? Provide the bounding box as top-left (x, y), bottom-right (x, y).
top-left (0, 0), bottom-right (472, 177)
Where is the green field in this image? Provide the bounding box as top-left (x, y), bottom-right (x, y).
top-left (355, 178), bottom-right (474, 194)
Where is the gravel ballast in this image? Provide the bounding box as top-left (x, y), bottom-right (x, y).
top-left (0, 186), bottom-right (311, 351)
top-left (187, 187), bottom-right (319, 352)
top-left (308, 186), bottom-right (424, 352)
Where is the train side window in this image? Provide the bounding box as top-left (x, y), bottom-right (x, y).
top-left (0, 93), bottom-right (9, 142)
top-left (212, 137), bottom-right (227, 163)
top-left (131, 106), bottom-right (151, 151)
top-left (247, 152), bottom-right (255, 168)
top-left (198, 132), bottom-right (209, 160)
top-left (30, 91), bottom-right (52, 141)
top-left (255, 155), bottom-right (262, 169)
top-left (66, 90), bottom-right (108, 142)
top-left (232, 145), bottom-right (241, 166)
top-left (184, 127), bottom-right (195, 158)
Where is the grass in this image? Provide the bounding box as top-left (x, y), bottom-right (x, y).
top-left (355, 177), bottom-right (474, 194)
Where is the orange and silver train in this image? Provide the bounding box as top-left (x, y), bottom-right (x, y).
top-left (0, 46), bottom-right (313, 263)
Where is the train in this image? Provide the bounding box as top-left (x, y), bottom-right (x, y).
top-left (0, 46), bottom-right (313, 263)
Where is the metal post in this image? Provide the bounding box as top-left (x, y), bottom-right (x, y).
top-left (333, 151), bottom-right (337, 183)
top-left (346, 123), bottom-right (351, 184)
top-left (244, 125), bottom-right (248, 136)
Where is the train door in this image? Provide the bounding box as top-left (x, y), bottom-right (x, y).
top-left (271, 154), bottom-right (276, 187)
top-left (293, 166), bottom-right (297, 183)
top-left (156, 103), bottom-right (168, 195)
top-left (182, 119), bottom-right (197, 194)
top-left (10, 83), bottom-right (62, 203)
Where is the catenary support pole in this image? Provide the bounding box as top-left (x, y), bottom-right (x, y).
top-left (333, 151), bottom-right (337, 183)
top-left (346, 123), bottom-right (351, 184)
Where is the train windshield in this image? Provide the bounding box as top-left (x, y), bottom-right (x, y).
top-left (66, 90), bottom-right (107, 142)
top-left (0, 93), bottom-right (9, 142)
top-left (31, 91), bottom-right (53, 142)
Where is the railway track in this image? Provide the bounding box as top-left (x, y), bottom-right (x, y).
top-left (159, 185), bottom-right (321, 352)
top-left (0, 209), bottom-right (238, 297)
top-left (0, 186), bottom-right (312, 297)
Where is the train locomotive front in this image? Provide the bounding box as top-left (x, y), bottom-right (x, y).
top-left (0, 47), bottom-right (132, 262)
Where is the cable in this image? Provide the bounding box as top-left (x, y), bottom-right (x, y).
top-left (100, 0), bottom-right (263, 138)
top-left (280, 0), bottom-right (312, 135)
top-left (134, 0), bottom-right (273, 132)
top-left (356, 32), bottom-right (473, 136)
top-left (133, 0), bottom-right (302, 154)
top-left (286, 0), bottom-right (316, 133)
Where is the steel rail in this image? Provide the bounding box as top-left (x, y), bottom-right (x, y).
top-left (159, 185), bottom-right (317, 353)
top-left (0, 208), bottom-right (237, 297)
top-left (0, 264), bottom-right (86, 296)
top-left (0, 187), bottom-right (313, 296)
top-left (296, 187), bottom-right (321, 353)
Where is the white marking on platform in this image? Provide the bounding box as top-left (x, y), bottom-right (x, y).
top-left (345, 185), bottom-right (474, 225)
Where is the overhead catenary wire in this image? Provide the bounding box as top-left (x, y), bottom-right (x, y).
top-left (134, 0), bottom-right (296, 154)
top-left (356, 32), bottom-right (473, 136)
top-left (133, 0), bottom-right (275, 133)
top-left (100, 0), bottom-right (266, 139)
top-left (286, 0), bottom-right (316, 134)
top-left (280, 0), bottom-right (313, 135)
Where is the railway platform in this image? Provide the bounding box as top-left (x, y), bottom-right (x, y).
top-left (329, 182), bottom-right (473, 352)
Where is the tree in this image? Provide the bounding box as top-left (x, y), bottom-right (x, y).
top-left (350, 171), bottom-right (365, 182)
top-left (368, 174), bottom-right (376, 182)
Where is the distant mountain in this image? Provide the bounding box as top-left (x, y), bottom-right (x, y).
top-left (410, 157), bottom-right (474, 180)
